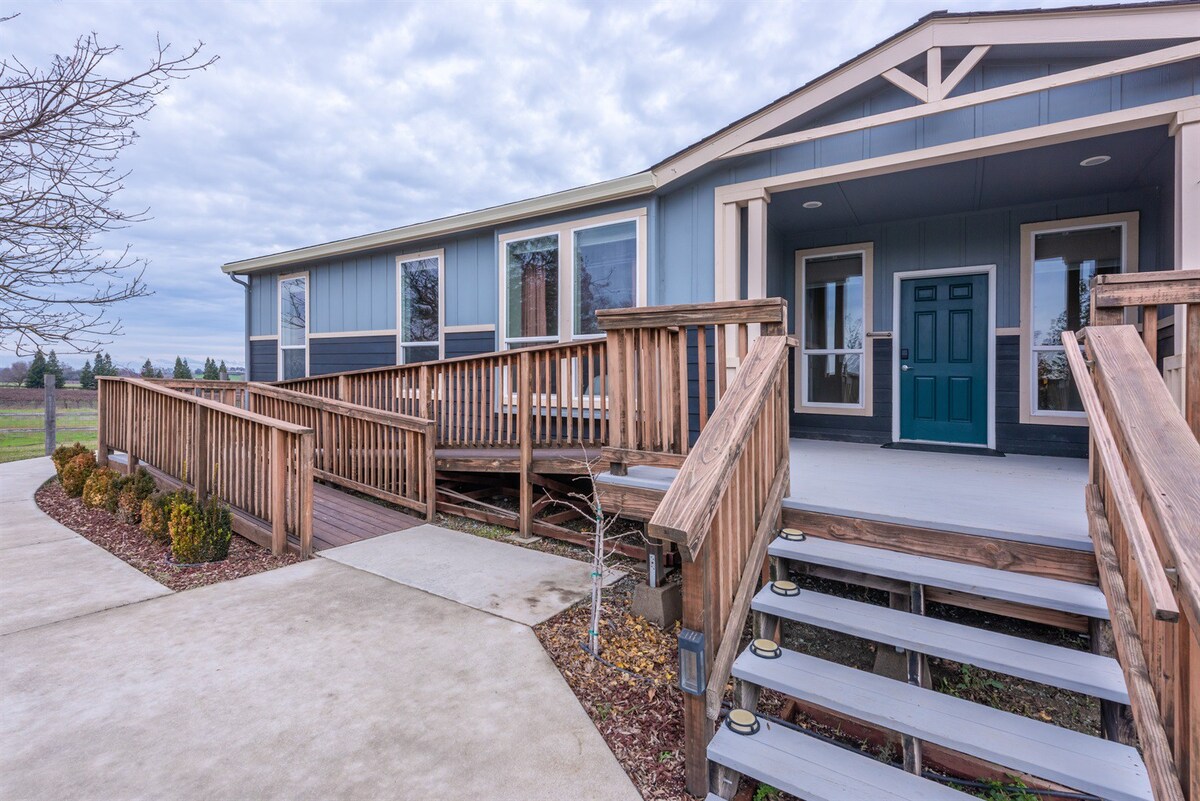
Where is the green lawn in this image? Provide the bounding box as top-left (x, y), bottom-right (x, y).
top-left (0, 405), bottom-right (98, 464)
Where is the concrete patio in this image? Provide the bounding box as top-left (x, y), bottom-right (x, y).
top-left (0, 459), bottom-right (640, 801)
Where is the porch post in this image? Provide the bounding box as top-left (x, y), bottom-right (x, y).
top-left (1171, 108), bottom-right (1200, 430)
top-left (715, 200), bottom-right (741, 303)
top-left (746, 193), bottom-right (770, 342)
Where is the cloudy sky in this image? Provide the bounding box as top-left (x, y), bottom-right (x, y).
top-left (4, 0), bottom-right (1118, 371)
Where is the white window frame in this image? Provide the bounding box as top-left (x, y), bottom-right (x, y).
top-left (277, 271), bottom-right (309, 381)
top-left (794, 243), bottom-right (874, 417)
top-left (498, 208), bottom-right (648, 349)
top-left (1019, 212), bottom-right (1138, 426)
top-left (396, 249), bottom-right (445, 364)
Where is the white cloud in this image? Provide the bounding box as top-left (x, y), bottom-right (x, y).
top-left (2, 0), bottom-right (1123, 368)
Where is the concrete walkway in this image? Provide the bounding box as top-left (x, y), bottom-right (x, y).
top-left (320, 524), bottom-right (624, 625)
top-left (0, 457), bottom-right (171, 635)
top-left (0, 459), bottom-right (640, 801)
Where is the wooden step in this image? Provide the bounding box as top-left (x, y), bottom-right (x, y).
top-left (707, 711), bottom-right (974, 801)
top-left (752, 585), bottom-right (1129, 704)
top-left (770, 535), bottom-right (1109, 619)
top-left (733, 647), bottom-right (1151, 801)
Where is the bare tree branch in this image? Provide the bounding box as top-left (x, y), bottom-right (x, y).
top-left (0, 21), bottom-right (216, 354)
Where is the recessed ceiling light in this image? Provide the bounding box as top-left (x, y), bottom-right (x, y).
top-left (1080, 155), bottom-right (1111, 167)
top-left (802, 200), bottom-right (823, 209)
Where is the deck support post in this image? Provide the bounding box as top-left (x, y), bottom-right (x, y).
top-left (1091, 616), bottom-right (1137, 744)
top-left (902, 582), bottom-right (926, 776)
top-left (270, 428), bottom-right (287, 556)
top-left (518, 352), bottom-right (533, 538)
top-left (682, 549), bottom-right (714, 798)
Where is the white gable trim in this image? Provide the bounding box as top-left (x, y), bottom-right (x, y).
top-left (653, 4), bottom-right (1200, 186)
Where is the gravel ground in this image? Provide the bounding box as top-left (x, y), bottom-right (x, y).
top-left (35, 480), bottom-right (301, 591)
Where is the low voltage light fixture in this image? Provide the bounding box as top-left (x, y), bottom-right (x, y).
top-left (802, 200), bottom-right (823, 209)
top-left (749, 638), bottom-right (782, 659)
top-left (678, 629), bottom-right (707, 695)
top-left (779, 528), bottom-right (806, 542)
top-left (1080, 155), bottom-right (1111, 167)
top-left (771, 579), bottom-right (801, 597)
top-left (726, 708), bottom-right (761, 736)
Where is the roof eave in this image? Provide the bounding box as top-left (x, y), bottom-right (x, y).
top-left (222, 170), bottom-right (658, 275)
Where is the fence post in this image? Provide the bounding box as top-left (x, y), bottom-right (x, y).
top-left (298, 431), bottom-right (315, 558)
top-left (193, 404), bottom-right (208, 502)
top-left (270, 428), bottom-right (287, 556)
top-left (337, 375), bottom-right (347, 402)
top-left (43, 379), bottom-right (56, 456)
top-left (124, 382), bottom-right (139, 475)
top-left (425, 421), bottom-right (437, 522)
top-left (95, 379), bottom-right (108, 467)
top-left (518, 351), bottom-right (533, 538)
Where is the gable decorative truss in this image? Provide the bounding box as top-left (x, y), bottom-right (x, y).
top-left (652, 3), bottom-right (1200, 184)
top-left (881, 46), bottom-right (991, 103)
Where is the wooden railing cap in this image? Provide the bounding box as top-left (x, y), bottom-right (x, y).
top-left (595, 298), bottom-right (787, 331)
top-left (249, 382), bottom-right (435, 432)
top-left (1091, 269), bottom-right (1200, 307)
top-left (105, 376), bottom-right (312, 435)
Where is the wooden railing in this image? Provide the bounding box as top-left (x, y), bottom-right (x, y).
top-left (245, 383), bottom-right (436, 521)
top-left (146, 378), bottom-right (251, 408)
top-left (1091, 270), bottom-right (1200, 437)
top-left (597, 298), bottom-right (789, 474)
top-left (647, 333), bottom-right (793, 797)
top-left (276, 339), bottom-right (609, 452)
top-left (96, 377), bottom-right (315, 556)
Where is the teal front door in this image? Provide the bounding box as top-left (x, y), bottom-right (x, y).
top-left (898, 273), bottom-right (988, 445)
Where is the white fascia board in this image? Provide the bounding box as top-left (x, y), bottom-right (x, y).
top-left (223, 171), bottom-right (656, 275)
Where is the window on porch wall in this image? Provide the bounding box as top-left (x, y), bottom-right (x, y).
top-left (1031, 225), bottom-right (1122, 414)
top-left (505, 234), bottom-right (559, 346)
top-left (399, 256), bottom-right (440, 364)
top-left (279, 274), bottom-right (307, 380)
top-left (802, 254), bottom-right (865, 406)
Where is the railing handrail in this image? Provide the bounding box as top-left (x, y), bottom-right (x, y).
top-left (101, 376), bottom-right (311, 435)
top-left (596, 298), bottom-right (787, 330)
top-left (1081, 325), bottom-right (1200, 623)
top-left (145, 378), bottom-right (248, 388)
top-left (1061, 331), bottom-right (1179, 621)
top-left (647, 334), bottom-right (789, 559)
top-left (247, 381), bottom-right (434, 433)
top-left (1091, 269), bottom-right (1200, 308)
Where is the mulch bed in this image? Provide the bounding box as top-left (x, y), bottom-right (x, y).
top-left (35, 480), bottom-right (300, 591)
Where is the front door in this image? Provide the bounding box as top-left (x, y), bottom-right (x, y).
top-left (898, 273), bottom-right (988, 445)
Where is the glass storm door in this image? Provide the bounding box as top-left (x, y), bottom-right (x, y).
top-left (898, 274), bottom-right (987, 445)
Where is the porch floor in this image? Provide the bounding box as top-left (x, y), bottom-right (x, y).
top-left (598, 439), bottom-right (1091, 552)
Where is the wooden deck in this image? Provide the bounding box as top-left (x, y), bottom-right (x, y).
top-left (311, 482), bottom-right (423, 551)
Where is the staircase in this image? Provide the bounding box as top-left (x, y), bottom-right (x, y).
top-left (705, 533), bottom-right (1152, 801)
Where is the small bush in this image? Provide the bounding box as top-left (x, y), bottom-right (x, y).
top-left (60, 452), bottom-right (96, 497)
top-left (168, 494), bottom-right (232, 564)
top-left (116, 469), bottom-right (157, 524)
top-left (51, 442), bottom-right (91, 479)
top-left (81, 467), bottom-right (121, 511)
top-left (140, 490), bottom-right (185, 544)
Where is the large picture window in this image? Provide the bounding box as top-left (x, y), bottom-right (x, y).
top-left (499, 210), bottom-right (645, 349)
top-left (795, 245), bottom-right (873, 415)
top-left (278, 273), bottom-right (308, 380)
top-left (1021, 214), bottom-right (1135, 424)
top-left (399, 253), bottom-right (442, 364)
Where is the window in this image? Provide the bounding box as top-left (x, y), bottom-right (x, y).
top-left (399, 253), bottom-right (442, 364)
top-left (278, 273), bottom-right (308, 380)
top-left (499, 210), bottom-right (645, 349)
top-left (795, 245), bottom-right (873, 415)
top-left (1020, 214), bottom-right (1136, 424)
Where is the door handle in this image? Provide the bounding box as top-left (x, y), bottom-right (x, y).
top-left (901, 364), bottom-right (910, 372)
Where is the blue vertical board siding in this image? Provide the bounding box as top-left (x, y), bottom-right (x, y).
top-left (249, 273), bottom-right (277, 336)
top-left (442, 231), bottom-right (496, 327)
top-left (310, 253), bottom-right (395, 334)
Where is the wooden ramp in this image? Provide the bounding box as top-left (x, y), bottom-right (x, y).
top-left (311, 482), bottom-right (423, 551)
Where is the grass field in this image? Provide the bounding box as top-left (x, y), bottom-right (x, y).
top-left (0, 389), bottom-right (98, 463)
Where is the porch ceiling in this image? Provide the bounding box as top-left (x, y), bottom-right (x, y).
top-left (769, 125), bottom-right (1172, 234)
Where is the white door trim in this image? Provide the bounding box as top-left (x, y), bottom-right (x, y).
top-left (891, 264), bottom-right (997, 450)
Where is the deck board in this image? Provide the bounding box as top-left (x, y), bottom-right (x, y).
top-left (311, 483), bottom-right (422, 551)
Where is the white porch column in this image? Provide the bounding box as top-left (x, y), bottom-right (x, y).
top-left (746, 193), bottom-right (770, 341)
top-left (716, 200), bottom-right (741, 303)
top-left (1171, 108), bottom-right (1200, 422)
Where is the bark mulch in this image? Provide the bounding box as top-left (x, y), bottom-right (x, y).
top-left (35, 480), bottom-right (300, 591)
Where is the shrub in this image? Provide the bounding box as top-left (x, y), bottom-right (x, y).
top-left (116, 469), bottom-right (157, 524)
top-left (168, 494), bottom-right (232, 563)
top-left (81, 467), bottom-right (121, 511)
top-left (51, 442), bottom-right (91, 478)
top-left (140, 490), bottom-right (185, 544)
top-left (60, 451), bottom-right (96, 497)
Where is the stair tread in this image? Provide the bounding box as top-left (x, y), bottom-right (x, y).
top-left (733, 646), bottom-right (1151, 801)
top-left (708, 713), bottom-right (974, 801)
top-left (770, 535), bottom-right (1108, 619)
top-left (752, 586), bottom-right (1129, 704)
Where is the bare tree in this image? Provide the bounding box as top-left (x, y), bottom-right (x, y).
top-left (0, 19), bottom-right (215, 354)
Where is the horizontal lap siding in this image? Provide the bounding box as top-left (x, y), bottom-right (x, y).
top-left (309, 336), bottom-right (396, 376)
top-left (444, 330), bottom-right (496, 359)
top-left (995, 335), bottom-right (1087, 458)
top-left (249, 340), bottom-right (277, 382)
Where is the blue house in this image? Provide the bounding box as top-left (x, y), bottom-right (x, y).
top-left (224, 1), bottom-right (1200, 459)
